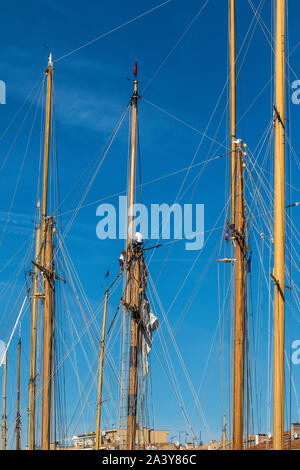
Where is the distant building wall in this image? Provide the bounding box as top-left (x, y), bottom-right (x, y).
top-left (292, 423), bottom-right (300, 438)
top-left (72, 428), bottom-right (170, 449)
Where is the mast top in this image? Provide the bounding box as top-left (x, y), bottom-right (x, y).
top-left (132, 62), bottom-right (138, 93)
top-left (131, 79), bottom-right (138, 105)
top-left (48, 52), bottom-right (53, 66)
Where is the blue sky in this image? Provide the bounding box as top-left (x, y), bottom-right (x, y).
top-left (0, 0), bottom-right (299, 449)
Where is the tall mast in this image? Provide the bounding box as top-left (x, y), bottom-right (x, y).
top-left (95, 290), bottom-right (108, 450)
top-left (232, 140), bottom-right (245, 450)
top-left (1, 352), bottom-right (7, 450)
top-left (273, 0), bottom-right (285, 450)
top-left (50, 320), bottom-right (56, 451)
top-left (16, 335), bottom-right (21, 450)
top-left (40, 53), bottom-right (55, 451)
top-left (28, 203), bottom-right (41, 449)
top-left (41, 217), bottom-right (55, 450)
top-left (126, 76), bottom-right (139, 450)
top-left (230, 0), bottom-right (236, 226)
top-left (41, 54), bottom-right (53, 267)
top-left (229, 0), bottom-right (246, 450)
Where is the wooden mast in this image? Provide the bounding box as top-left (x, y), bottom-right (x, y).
top-left (50, 301), bottom-right (56, 451)
top-left (273, 0), bottom-right (285, 450)
top-left (232, 140), bottom-right (245, 450)
top-left (229, 0), bottom-right (246, 450)
top-left (126, 77), bottom-right (139, 450)
top-left (41, 217), bottom-right (55, 450)
top-left (28, 203), bottom-right (41, 449)
top-left (230, 0), bottom-right (236, 227)
top-left (16, 335), bottom-right (21, 450)
top-left (41, 54), bottom-right (53, 267)
top-left (40, 53), bottom-right (55, 451)
top-left (95, 290), bottom-right (108, 450)
top-left (1, 351), bottom-right (7, 450)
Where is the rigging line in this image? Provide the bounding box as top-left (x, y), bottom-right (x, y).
top-left (285, 134), bottom-right (300, 183)
top-left (56, 307), bottom-right (85, 397)
top-left (60, 267), bottom-right (121, 411)
top-left (153, 154), bottom-right (227, 283)
top-left (192, 257), bottom-right (235, 421)
top-left (48, 276), bottom-right (121, 382)
top-left (142, 97), bottom-right (229, 150)
top-left (0, 78), bottom-right (44, 173)
top-left (56, 254), bottom-right (102, 362)
top-left (199, 1), bottom-right (274, 158)
top-left (0, 74), bottom-right (44, 142)
top-left (0, 296), bottom-right (27, 367)
top-left (181, 92), bottom-right (231, 204)
top-left (148, 287), bottom-right (197, 439)
top-left (247, 119), bottom-right (274, 168)
top-left (53, 104), bottom-right (129, 216)
top-left (165, 56), bottom-right (233, 207)
top-left (55, 321), bottom-right (85, 437)
top-left (174, 233), bottom-right (224, 334)
top-left (244, 177), bottom-right (273, 242)
top-left (0, 232), bottom-right (33, 275)
top-left (70, 357), bottom-right (100, 437)
top-left (58, 242), bottom-right (123, 352)
top-left (53, 106), bottom-right (129, 252)
top-left (245, 166), bottom-right (274, 221)
top-left (0, 232), bottom-right (34, 334)
top-left (237, 76), bottom-right (272, 126)
top-left (188, 0), bottom-right (266, 155)
top-left (245, 166), bottom-right (276, 240)
top-left (25, 272), bottom-right (121, 432)
top-left (284, 349), bottom-right (300, 423)
top-left (244, 153), bottom-right (274, 236)
top-left (246, 151), bottom-right (274, 207)
top-left (65, 354), bottom-right (98, 435)
top-left (234, 0), bottom-right (266, 84)
top-left (0, 258), bottom-right (26, 304)
top-left (287, 4), bottom-right (293, 435)
top-left (148, 274), bottom-right (212, 440)
top-left (0, 81), bottom-right (44, 248)
top-left (36, 78), bottom-right (46, 211)
top-left (142, 0), bottom-right (211, 94)
top-left (249, 0), bottom-right (300, 98)
top-left (156, 225), bottom-right (225, 248)
top-left (144, 14), bottom-right (268, 279)
top-left (147, 333), bottom-right (194, 439)
top-left (63, 293), bottom-right (85, 419)
top-left (56, 152), bottom-right (228, 217)
top-left (245, 141), bottom-right (275, 214)
top-left (210, 78), bottom-right (274, 157)
top-left (54, 0), bottom-right (172, 63)
top-left (153, 200), bottom-right (229, 320)
top-left (248, 0), bottom-right (299, 86)
top-left (247, 0), bottom-right (272, 49)
top-left (144, 137), bottom-right (229, 275)
top-left (144, 4), bottom-right (269, 261)
top-left (55, 228), bottom-right (122, 347)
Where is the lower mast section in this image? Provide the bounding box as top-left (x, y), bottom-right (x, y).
top-left (125, 248), bottom-right (141, 450)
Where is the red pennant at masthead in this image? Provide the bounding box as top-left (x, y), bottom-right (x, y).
top-left (225, 228), bottom-right (229, 242)
top-left (133, 61), bottom-right (137, 77)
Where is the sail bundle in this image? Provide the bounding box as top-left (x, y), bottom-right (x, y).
top-left (139, 297), bottom-right (159, 379)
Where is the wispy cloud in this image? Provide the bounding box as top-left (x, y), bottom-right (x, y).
top-left (0, 210), bottom-right (35, 236)
top-left (54, 85), bottom-right (125, 133)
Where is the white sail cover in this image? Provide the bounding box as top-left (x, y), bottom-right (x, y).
top-left (0, 340), bottom-right (6, 368)
top-left (139, 298), bottom-right (158, 379)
